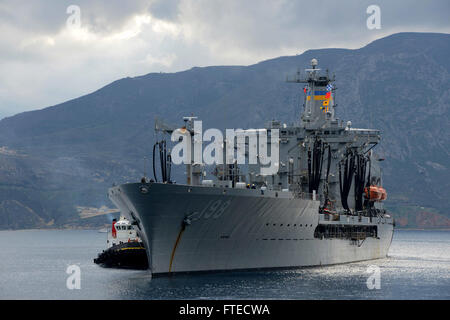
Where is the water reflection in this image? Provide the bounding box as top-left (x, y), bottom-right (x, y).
top-left (0, 229), bottom-right (448, 299)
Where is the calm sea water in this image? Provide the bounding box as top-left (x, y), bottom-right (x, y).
top-left (0, 229), bottom-right (448, 299)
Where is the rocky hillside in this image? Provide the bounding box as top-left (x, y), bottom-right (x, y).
top-left (0, 32), bottom-right (448, 229)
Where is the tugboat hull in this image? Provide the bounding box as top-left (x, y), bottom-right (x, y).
top-left (94, 241), bottom-right (148, 270)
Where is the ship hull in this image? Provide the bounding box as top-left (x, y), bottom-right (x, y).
top-left (109, 183), bottom-right (394, 275)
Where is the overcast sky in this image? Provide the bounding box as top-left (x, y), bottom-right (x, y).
top-left (0, 0), bottom-right (449, 118)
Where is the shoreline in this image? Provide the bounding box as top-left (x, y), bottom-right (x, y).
top-left (1, 227), bottom-right (450, 232)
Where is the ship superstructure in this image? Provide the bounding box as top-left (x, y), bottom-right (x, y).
top-left (108, 59), bottom-right (394, 275)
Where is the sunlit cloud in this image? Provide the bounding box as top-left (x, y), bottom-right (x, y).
top-left (0, 0), bottom-right (449, 119)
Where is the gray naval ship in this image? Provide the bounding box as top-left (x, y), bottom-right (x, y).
top-left (109, 59), bottom-right (394, 275)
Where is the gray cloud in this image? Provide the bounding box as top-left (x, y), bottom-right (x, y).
top-left (0, 0), bottom-right (449, 118)
top-left (148, 0), bottom-right (181, 21)
top-left (0, 0), bottom-right (149, 34)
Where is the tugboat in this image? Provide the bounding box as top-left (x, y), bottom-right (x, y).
top-left (94, 216), bottom-right (148, 269)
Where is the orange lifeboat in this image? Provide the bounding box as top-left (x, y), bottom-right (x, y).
top-left (379, 187), bottom-right (387, 201)
top-left (364, 186), bottom-right (387, 201)
top-left (364, 186), bottom-right (382, 201)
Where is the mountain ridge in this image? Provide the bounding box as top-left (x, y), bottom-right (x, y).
top-left (0, 32), bottom-right (449, 229)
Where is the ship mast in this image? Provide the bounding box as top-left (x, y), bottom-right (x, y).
top-left (287, 59), bottom-right (336, 129)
